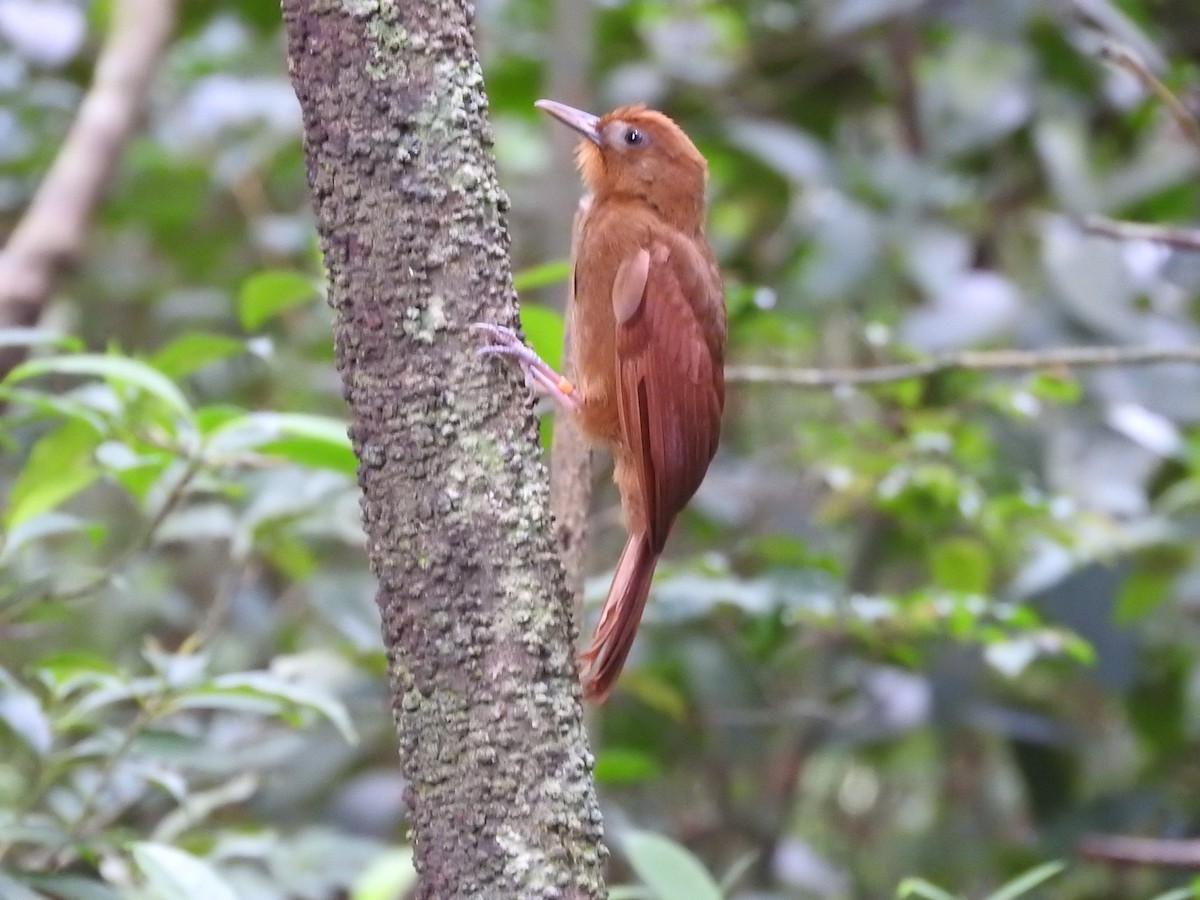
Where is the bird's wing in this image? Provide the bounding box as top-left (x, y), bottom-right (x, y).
top-left (612, 242), bottom-right (723, 553)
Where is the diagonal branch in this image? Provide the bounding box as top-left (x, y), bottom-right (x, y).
top-left (1097, 40), bottom-right (1200, 153)
top-left (725, 345), bottom-right (1200, 388)
top-left (0, 0), bottom-right (178, 376)
top-left (1082, 215), bottom-right (1200, 251)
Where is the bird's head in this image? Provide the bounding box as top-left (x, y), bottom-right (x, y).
top-left (536, 99), bottom-right (707, 230)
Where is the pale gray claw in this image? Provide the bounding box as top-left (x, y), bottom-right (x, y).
top-left (471, 321), bottom-right (579, 412)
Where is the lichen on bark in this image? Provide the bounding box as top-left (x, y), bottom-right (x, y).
top-left (281, 1), bottom-right (607, 896)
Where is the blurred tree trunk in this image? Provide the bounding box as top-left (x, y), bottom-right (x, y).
top-left (281, 2), bottom-right (606, 897)
top-left (546, 0), bottom-right (595, 607)
top-left (0, 0), bottom-right (176, 380)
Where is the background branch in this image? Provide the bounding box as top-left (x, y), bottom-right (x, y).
top-left (0, 0), bottom-right (177, 379)
top-left (726, 345), bottom-right (1200, 387)
top-left (1079, 834), bottom-right (1200, 869)
top-left (1098, 40), bottom-right (1200, 152)
top-left (1082, 215), bottom-right (1200, 250)
top-left (544, 0), bottom-right (595, 610)
top-left (550, 195), bottom-right (595, 607)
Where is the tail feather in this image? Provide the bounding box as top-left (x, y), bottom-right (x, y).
top-left (580, 532), bottom-right (658, 702)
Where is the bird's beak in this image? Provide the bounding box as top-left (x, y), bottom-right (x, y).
top-left (535, 99), bottom-right (601, 145)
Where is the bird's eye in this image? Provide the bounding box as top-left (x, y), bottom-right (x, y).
top-left (624, 128), bottom-right (644, 146)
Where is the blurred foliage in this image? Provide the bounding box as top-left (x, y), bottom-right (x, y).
top-left (1, 0), bottom-right (1200, 897)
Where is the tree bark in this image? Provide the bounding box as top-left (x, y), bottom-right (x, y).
top-left (281, 2), bottom-right (606, 897)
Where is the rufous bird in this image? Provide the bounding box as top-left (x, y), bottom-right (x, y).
top-left (475, 100), bottom-right (726, 701)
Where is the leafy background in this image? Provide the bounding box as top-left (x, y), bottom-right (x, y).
top-left (2, 0), bottom-right (1200, 897)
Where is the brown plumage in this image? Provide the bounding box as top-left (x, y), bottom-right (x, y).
top-left (476, 100), bottom-right (726, 701)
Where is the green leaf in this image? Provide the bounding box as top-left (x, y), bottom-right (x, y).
top-left (152, 773), bottom-right (259, 843)
top-left (0, 872), bottom-right (48, 900)
top-left (36, 651), bottom-right (122, 691)
top-left (750, 534), bottom-right (839, 572)
top-left (0, 668), bottom-right (52, 755)
top-left (512, 259), bottom-right (571, 292)
top-left (0, 386), bottom-right (109, 433)
top-left (718, 851), bottom-right (758, 895)
top-left (20, 874), bottom-right (122, 900)
top-left (256, 533), bottom-right (317, 579)
top-left (1061, 632), bottom-right (1095, 665)
top-left (520, 304), bottom-right (565, 372)
top-left (187, 671), bottom-right (357, 743)
top-left (984, 860), bottom-right (1066, 900)
top-left (594, 748), bottom-right (663, 785)
top-left (196, 403), bottom-right (247, 434)
top-left (238, 270), bottom-right (316, 329)
top-left (897, 877), bottom-right (961, 900)
top-left (131, 843), bottom-right (239, 900)
top-left (142, 649), bottom-right (209, 688)
top-left (1027, 372), bottom-right (1081, 404)
top-left (622, 830), bottom-right (722, 900)
top-left (5, 353), bottom-right (192, 422)
top-left (149, 332), bottom-right (244, 379)
top-left (620, 671), bottom-right (688, 721)
top-left (58, 678), bottom-right (139, 727)
top-left (1148, 883), bottom-right (1200, 900)
top-left (5, 419), bottom-right (101, 528)
top-left (97, 442), bottom-right (172, 501)
top-left (0, 820), bottom-right (71, 852)
top-left (352, 847), bottom-right (418, 900)
top-left (929, 537), bottom-right (992, 594)
top-left (131, 727), bottom-right (206, 761)
top-left (1116, 564), bottom-right (1174, 623)
top-left (206, 412), bottom-right (355, 473)
top-left (874, 377), bottom-right (924, 408)
top-left (0, 511), bottom-right (89, 563)
top-left (259, 435), bottom-right (356, 474)
top-left (167, 690), bottom-right (288, 718)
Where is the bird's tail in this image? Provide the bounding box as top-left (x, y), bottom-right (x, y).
top-left (580, 532), bottom-right (658, 702)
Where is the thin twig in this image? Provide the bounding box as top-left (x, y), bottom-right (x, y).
top-left (181, 561), bottom-right (252, 653)
top-left (725, 345), bottom-right (1200, 388)
top-left (1098, 41), bottom-right (1200, 153)
top-left (0, 457), bottom-right (201, 623)
top-left (887, 17), bottom-right (924, 157)
top-left (1079, 833), bottom-right (1200, 868)
top-left (53, 700), bottom-right (163, 866)
top-left (0, 0), bottom-right (178, 379)
top-left (1082, 215), bottom-right (1200, 251)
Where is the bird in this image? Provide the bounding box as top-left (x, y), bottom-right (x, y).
top-left (474, 100), bottom-right (726, 701)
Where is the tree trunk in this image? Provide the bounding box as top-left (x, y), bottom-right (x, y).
top-left (281, 2), bottom-right (607, 897)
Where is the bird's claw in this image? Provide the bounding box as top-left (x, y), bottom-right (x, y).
top-left (471, 320), bottom-right (580, 412)
top-left (469, 322), bottom-right (520, 345)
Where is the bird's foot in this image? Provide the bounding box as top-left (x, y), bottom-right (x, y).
top-left (471, 322), bottom-right (580, 412)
